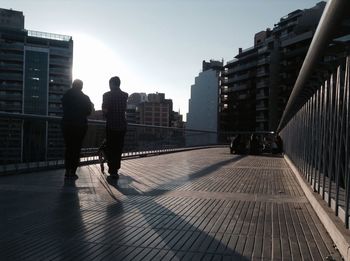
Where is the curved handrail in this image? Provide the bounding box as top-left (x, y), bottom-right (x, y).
top-left (277, 0), bottom-right (349, 132)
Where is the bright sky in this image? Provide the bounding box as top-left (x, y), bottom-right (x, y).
top-left (3, 0), bottom-right (324, 120)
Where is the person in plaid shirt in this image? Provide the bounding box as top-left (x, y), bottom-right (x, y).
top-left (102, 76), bottom-right (128, 179)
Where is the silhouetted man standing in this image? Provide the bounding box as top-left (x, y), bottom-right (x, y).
top-left (102, 76), bottom-right (128, 179)
top-left (62, 79), bottom-right (92, 179)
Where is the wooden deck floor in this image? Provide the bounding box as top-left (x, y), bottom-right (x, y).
top-left (0, 148), bottom-right (342, 260)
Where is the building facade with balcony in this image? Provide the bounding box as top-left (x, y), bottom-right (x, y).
top-left (0, 8), bottom-right (73, 163)
top-left (219, 2), bottom-right (326, 132)
top-left (221, 47), bottom-right (258, 132)
top-left (271, 2), bottom-right (325, 130)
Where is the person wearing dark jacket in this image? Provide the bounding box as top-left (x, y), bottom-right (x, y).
top-left (62, 79), bottom-right (92, 178)
top-left (102, 76), bottom-right (128, 179)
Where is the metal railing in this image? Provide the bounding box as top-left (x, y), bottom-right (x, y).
top-left (281, 57), bottom-right (350, 226)
top-left (0, 112), bottom-right (232, 175)
top-left (278, 0), bottom-right (349, 131)
top-left (0, 111), bottom-right (278, 175)
top-left (27, 30), bottom-right (72, 42)
top-left (278, 0), bottom-right (350, 228)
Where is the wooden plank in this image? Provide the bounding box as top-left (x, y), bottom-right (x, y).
top-left (290, 203), bottom-right (312, 260)
top-left (262, 203), bottom-right (272, 259)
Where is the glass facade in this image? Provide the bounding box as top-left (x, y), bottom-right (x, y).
top-left (23, 50), bottom-right (48, 115)
top-left (23, 49), bottom-right (49, 161)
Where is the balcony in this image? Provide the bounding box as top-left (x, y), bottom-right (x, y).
top-left (0, 43), bottom-right (24, 51)
top-left (256, 115), bottom-right (268, 122)
top-left (0, 105), bottom-right (22, 112)
top-left (232, 83), bottom-right (249, 92)
top-left (226, 62), bottom-right (257, 75)
top-left (256, 81), bottom-right (269, 89)
top-left (0, 63), bottom-right (23, 72)
top-left (221, 78), bottom-right (228, 84)
top-left (256, 69), bottom-right (269, 77)
top-left (256, 57), bottom-right (270, 66)
top-left (220, 86), bottom-right (229, 94)
top-left (0, 83), bottom-right (23, 91)
top-left (49, 77), bottom-right (71, 86)
top-left (0, 73), bottom-right (23, 81)
top-left (282, 46), bottom-right (309, 58)
top-left (0, 53), bottom-right (23, 62)
top-left (256, 93), bottom-right (269, 100)
top-left (256, 104), bottom-right (268, 111)
top-left (49, 67), bottom-right (71, 76)
top-left (257, 46), bottom-right (269, 54)
top-left (230, 72), bottom-right (252, 82)
top-left (50, 48), bottom-right (73, 58)
top-left (50, 58), bottom-right (71, 67)
top-left (49, 97), bottom-right (63, 103)
top-left (0, 93), bottom-right (22, 102)
top-left (281, 31), bottom-right (313, 47)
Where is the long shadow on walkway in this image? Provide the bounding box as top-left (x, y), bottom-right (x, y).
top-left (104, 155), bottom-right (251, 260)
top-left (113, 155), bottom-right (245, 196)
top-left (0, 179), bottom-right (90, 259)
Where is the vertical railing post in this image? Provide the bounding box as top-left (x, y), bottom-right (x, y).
top-left (304, 99), bottom-right (311, 179)
top-left (328, 75), bottom-right (335, 207)
top-left (308, 97), bottom-right (314, 181)
top-left (303, 101), bottom-right (309, 177)
top-left (344, 57), bottom-right (350, 228)
top-left (317, 85), bottom-right (324, 194)
top-left (313, 89), bottom-right (320, 192)
top-left (319, 87), bottom-right (323, 190)
top-left (322, 80), bottom-right (329, 200)
top-left (312, 92), bottom-right (318, 189)
top-left (335, 66), bottom-right (342, 216)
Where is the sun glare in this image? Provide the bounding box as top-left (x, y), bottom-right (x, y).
top-left (72, 33), bottom-right (126, 110)
top-left (71, 33), bottom-right (182, 115)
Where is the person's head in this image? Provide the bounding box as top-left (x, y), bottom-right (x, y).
top-left (109, 76), bottom-right (121, 91)
top-left (72, 79), bottom-right (83, 90)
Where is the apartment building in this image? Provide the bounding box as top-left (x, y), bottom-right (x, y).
top-left (220, 2), bottom-right (326, 132)
top-left (0, 8), bottom-right (73, 163)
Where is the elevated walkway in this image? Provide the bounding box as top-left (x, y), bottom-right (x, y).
top-left (0, 148), bottom-right (343, 260)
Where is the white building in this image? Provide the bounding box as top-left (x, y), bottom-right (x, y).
top-left (187, 60), bottom-right (223, 146)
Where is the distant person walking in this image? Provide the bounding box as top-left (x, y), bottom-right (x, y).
top-left (62, 79), bottom-right (92, 179)
top-left (102, 76), bottom-right (128, 179)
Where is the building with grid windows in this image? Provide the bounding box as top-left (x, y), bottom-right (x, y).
top-left (0, 8), bottom-right (73, 163)
top-left (219, 2), bottom-right (326, 132)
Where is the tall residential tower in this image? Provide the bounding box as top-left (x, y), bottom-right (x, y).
top-left (0, 8), bottom-right (73, 163)
top-left (220, 2), bottom-right (326, 132)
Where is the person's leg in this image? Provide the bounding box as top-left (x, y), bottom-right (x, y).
top-left (62, 124), bottom-right (74, 175)
top-left (115, 131), bottom-right (126, 170)
top-left (106, 129), bottom-right (118, 175)
top-left (71, 125), bottom-right (87, 174)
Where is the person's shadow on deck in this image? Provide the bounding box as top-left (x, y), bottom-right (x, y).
top-left (106, 155), bottom-right (251, 260)
top-left (50, 178), bottom-right (89, 259)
